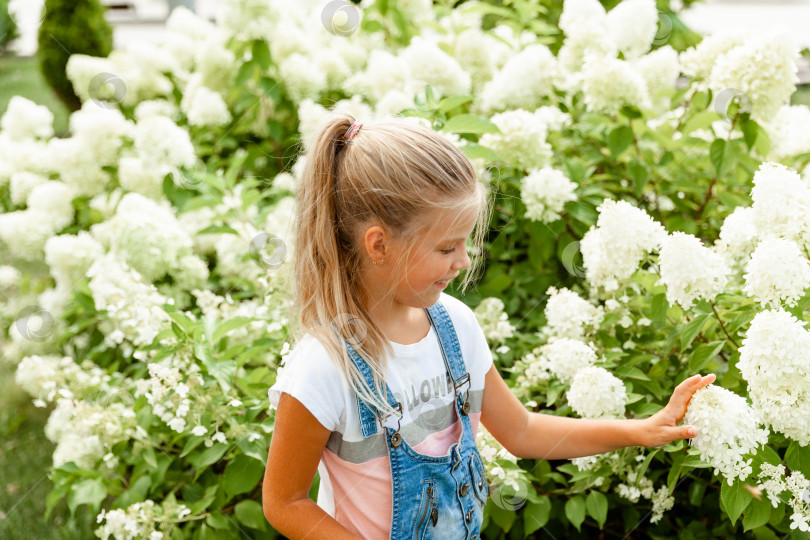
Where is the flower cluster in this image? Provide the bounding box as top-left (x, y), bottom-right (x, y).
top-left (757, 463), bottom-right (810, 532)
top-left (520, 166), bottom-right (578, 223)
top-left (472, 297), bottom-right (516, 345)
top-left (86, 254), bottom-right (172, 353)
top-left (540, 337), bottom-right (598, 383)
top-left (580, 199), bottom-right (667, 292)
top-left (45, 397), bottom-right (138, 469)
top-left (657, 232), bottom-right (729, 309)
top-left (743, 236), bottom-right (810, 308)
top-left (95, 499), bottom-right (192, 540)
top-left (542, 286), bottom-right (605, 341)
top-left (738, 309), bottom-right (810, 445)
top-left (566, 366), bottom-right (627, 419)
top-left (683, 385), bottom-right (769, 485)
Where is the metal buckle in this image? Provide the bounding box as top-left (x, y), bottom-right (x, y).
top-left (454, 372), bottom-right (471, 414)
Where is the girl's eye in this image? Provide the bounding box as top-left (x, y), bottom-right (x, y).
top-left (441, 247), bottom-right (456, 254)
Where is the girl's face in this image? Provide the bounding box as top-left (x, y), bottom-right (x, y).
top-left (396, 204), bottom-right (476, 306)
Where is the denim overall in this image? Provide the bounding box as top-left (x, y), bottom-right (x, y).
top-left (341, 300), bottom-right (490, 540)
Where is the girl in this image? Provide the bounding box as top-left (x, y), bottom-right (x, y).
top-left (262, 112), bottom-right (715, 540)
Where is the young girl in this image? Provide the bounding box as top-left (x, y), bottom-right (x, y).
top-left (262, 112), bottom-right (715, 540)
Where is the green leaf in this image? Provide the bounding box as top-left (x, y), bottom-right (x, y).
top-left (437, 95), bottom-right (473, 113)
top-left (251, 40), bottom-right (272, 70)
top-left (235, 500), bottom-right (267, 530)
top-left (614, 366), bottom-right (651, 381)
top-left (785, 441), bottom-right (810, 478)
top-left (213, 317), bottom-right (257, 345)
top-left (206, 512), bottom-right (232, 530)
top-left (565, 495), bottom-right (586, 531)
top-left (523, 496), bottom-right (551, 535)
top-left (189, 485), bottom-right (219, 514)
top-left (742, 495), bottom-right (771, 532)
top-left (710, 139), bottom-right (727, 176)
top-left (680, 313), bottom-right (710, 351)
top-left (628, 160), bottom-right (649, 194)
top-left (68, 478), bottom-right (107, 516)
top-left (197, 340), bottom-right (237, 393)
top-left (688, 340), bottom-right (726, 372)
top-left (223, 455), bottom-right (265, 499)
top-left (681, 110), bottom-right (720, 135)
top-left (585, 491), bottom-right (608, 529)
top-left (651, 293), bottom-right (669, 323)
top-left (188, 443), bottom-right (229, 469)
top-left (720, 479), bottom-right (753, 525)
top-left (608, 125), bottom-right (634, 158)
top-left (441, 114), bottom-right (499, 135)
top-left (742, 118), bottom-right (759, 150)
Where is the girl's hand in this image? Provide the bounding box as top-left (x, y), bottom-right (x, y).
top-left (637, 373), bottom-right (717, 447)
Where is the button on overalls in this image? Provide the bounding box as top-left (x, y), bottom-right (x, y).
top-left (341, 300), bottom-right (490, 540)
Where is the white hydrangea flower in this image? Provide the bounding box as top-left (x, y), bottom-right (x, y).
top-left (0, 96), bottom-right (54, 141)
top-left (606, 0), bottom-right (658, 60)
top-left (757, 463), bottom-right (810, 531)
top-left (714, 206), bottom-right (759, 266)
top-left (543, 286), bottom-right (604, 341)
top-left (738, 309), bottom-right (810, 445)
top-left (657, 232), bottom-right (730, 309)
top-left (478, 109), bottom-right (554, 171)
top-left (707, 29), bottom-right (799, 122)
top-left (679, 29), bottom-right (750, 80)
top-left (750, 162), bottom-right (810, 249)
top-left (743, 236), bottom-right (810, 308)
top-left (343, 50), bottom-right (412, 104)
top-left (581, 54), bottom-right (651, 114)
top-left (278, 52), bottom-right (328, 104)
top-left (632, 45), bottom-right (680, 113)
top-left (0, 209), bottom-right (62, 262)
top-left (557, 0), bottom-right (616, 75)
top-left (45, 231), bottom-right (104, 288)
top-left (44, 397), bottom-right (137, 469)
top-left (180, 75), bottom-right (232, 127)
top-left (683, 385), bottom-right (769, 486)
top-left (520, 166), bottom-right (577, 223)
top-left (86, 253), bottom-right (172, 351)
top-left (89, 192), bottom-right (207, 285)
top-left (765, 105), bottom-right (810, 160)
top-left (133, 115), bottom-right (197, 171)
top-left (9, 171), bottom-right (49, 206)
top-left (399, 36), bottom-right (472, 101)
top-left (472, 298), bottom-right (515, 344)
top-left (26, 180), bottom-right (76, 232)
top-left (649, 486), bottom-right (675, 524)
top-left (478, 44), bottom-right (559, 113)
top-left (580, 199), bottom-right (667, 291)
top-left (567, 366), bottom-right (627, 419)
top-left (540, 337), bottom-right (598, 383)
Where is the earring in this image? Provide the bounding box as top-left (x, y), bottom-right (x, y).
top-left (371, 257), bottom-right (384, 265)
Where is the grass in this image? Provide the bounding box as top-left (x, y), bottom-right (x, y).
top-left (0, 55), bottom-right (70, 136)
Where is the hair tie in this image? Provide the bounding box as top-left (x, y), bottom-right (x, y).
top-left (344, 121), bottom-right (362, 142)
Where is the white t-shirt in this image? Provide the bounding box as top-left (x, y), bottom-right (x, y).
top-left (267, 292), bottom-right (493, 539)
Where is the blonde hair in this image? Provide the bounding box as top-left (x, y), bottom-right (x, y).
top-left (286, 111), bottom-right (493, 424)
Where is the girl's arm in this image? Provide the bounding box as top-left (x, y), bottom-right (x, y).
top-left (480, 365), bottom-right (716, 460)
top-left (262, 392), bottom-right (362, 540)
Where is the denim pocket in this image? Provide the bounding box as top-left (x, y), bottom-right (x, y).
top-left (413, 480), bottom-right (436, 539)
top-left (469, 452), bottom-right (489, 503)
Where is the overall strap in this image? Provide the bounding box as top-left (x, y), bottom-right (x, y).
top-left (344, 300), bottom-right (469, 439)
top-left (343, 330), bottom-right (400, 439)
top-left (425, 301), bottom-right (471, 401)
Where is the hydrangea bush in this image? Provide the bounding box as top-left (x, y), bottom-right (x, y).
top-left (2, 0), bottom-right (810, 538)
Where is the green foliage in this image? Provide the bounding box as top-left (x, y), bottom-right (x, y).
top-left (36, 0), bottom-right (113, 111)
top-left (0, 0), bottom-right (19, 54)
